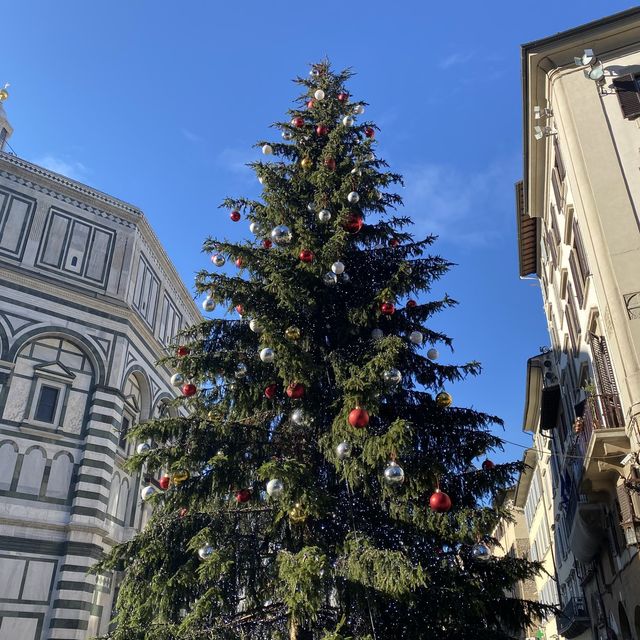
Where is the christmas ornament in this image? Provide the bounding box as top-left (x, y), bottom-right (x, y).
top-left (316, 125), bottom-right (328, 136)
top-left (235, 257), bottom-right (244, 268)
top-left (292, 117), bottom-right (304, 128)
top-left (262, 239), bottom-right (272, 249)
top-left (371, 328), bottom-right (384, 340)
top-left (266, 478), bottom-right (284, 497)
top-left (314, 89), bottom-right (325, 100)
top-left (409, 331), bottom-right (423, 345)
top-left (159, 474), bottom-right (170, 490)
top-left (301, 157), bottom-right (313, 170)
top-left (170, 373), bottom-right (184, 387)
top-left (347, 191), bottom-right (360, 204)
top-left (182, 383), bottom-right (197, 397)
top-left (389, 238), bottom-right (399, 248)
top-left (235, 489), bottom-right (251, 503)
top-left (307, 202), bottom-right (316, 212)
top-left (429, 489), bottom-right (452, 513)
top-left (348, 407), bottom-right (369, 429)
top-left (258, 176), bottom-right (265, 185)
top-left (235, 304), bottom-right (245, 316)
top-left (331, 261), bottom-right (345, 275)
top-left (172, 470), bottom-right (189, 484)
top-left (343, 213), bottom-right (363, 233)
top-left (306, 99), bottom-right (315, 109)
top-left (436, 391), bottom-right (452, 408)
top-left (230, 210), bottom-right (241, 222)
top-left (482, 459), bottom-right (496, 471)
top-left (286, 382), bottom-right (305, 399)
top-left (285, 325), bottom-right (301, 341)
top-left (472, 542), bottom-right (492, 562)
top-left (383, 461), bottom-right (405, 486)
top-left (271, 225), bottom-right (292, 245)
top-left (202, 296), bottom-right (216, 312)
top-left (341, 273), bottom-right (351, 283)
top-left (249, 222), bottom-right (261, 234)
top-left (406, 299), bottom-right (417, 309)
top-left (291, 408), bottom-right (310, 426)
top-left (259, 348), bottom-right (275, 363)
top-left (141, 485), bottom-right (157, 501)
top-left (383, 368), bottom-right (402, 385)
top-left (249, 319), bottom-right (263, 333)
top-left (427, 348), bottom-right (439, 360)
top-left (364, 127), bottom-right (375, 138)
top-left (318, 209), bottom-right (332, 222)
top-left (289, 503), bottom-right (307, 524)
top-left (262, 144), bottom-right (273, 155)
top-left (380, 302), bottom-right (395, 315)
top-left (323, 272), bottom-right (338, 286)
top-left (235, 363), bottom-right (248, 378)
top-left (354, 104), bottom-right (365, 115)
top-left (211, 253), bottom-right (225, 267)
top-left (264, 383), bottom-right (277, 399)
top-left (324, 157), bottom-right (336, 171)
top-left (338, 92), bottom-right (349, 103)
top-left (299, 249), bottom-right (314, 263)
top-left (136, 442), bottom-right (151, 455)
top-left (178, 507), bottom-right (189, 518)
top-left (342, 115), bottom-right (354, 126)
top-left (466, 464), bottom-right (477, 474)
top-left (336, 441), bottom-right (351, 460)
top-left (198, 544), bottom-right (214, 560)
top-left (177, 346), bottom-right (189, 357)
top-left (282, 131), bottom-right (293, 140)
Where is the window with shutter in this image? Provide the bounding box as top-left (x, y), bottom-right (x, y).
top-left (554, 138), bottom-right (566, 181)
top-left (569, 251), bottom-right (585, 308)
top-left (615, 483), bottom-right (636, 547)
top-left (589, 333), bottom-right (618, 395)
top-left (613, 74), bottom-right (640, 120)
top-left (573, 220), bottom-right (590, 281)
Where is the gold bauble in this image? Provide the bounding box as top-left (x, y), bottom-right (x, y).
top-left (172, 469), bottom-right (190, 484)
top-left (285, 325), bottom-right (301, 341)
top-left (0, 88), bottom-right (8, 102)
top-left (301, 157), bottom-right (313, 170)
top-left (289, 502), bottom-right (307, 524)
top-left (207, 410), bottom-right (216, 421)
top-left (436, 391), bottom-right (452, 408)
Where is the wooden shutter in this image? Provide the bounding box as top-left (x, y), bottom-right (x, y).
top-left (613, 74), bottom-right (640, 120)
top-left (590, 333), bottom-right (618, 395)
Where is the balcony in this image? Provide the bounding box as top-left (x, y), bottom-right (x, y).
top-left (557, 596), bottom-right (591, 638)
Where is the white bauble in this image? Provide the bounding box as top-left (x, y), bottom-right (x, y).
top-left (342, 115), bottom-right (354, 127)
top-left (266, 478), bottom-right (284, 497)
top-left (354, 104), bottom-right (365, 115)
top-left (262, 144), bottom-right (273, 155)
top-left (383, 368), bottom-right (402, 385)
top-left (314, 89), bottom-right (325, 100)
top-left (336, 441), bottom-right (351, 460)
top-left (409, 331), bottom-right (423, 345)
top-left (249, 222), bottom-right (261, 235)
top-left (331, 261), bottom-right (345, 275)
top-left (249, 319), bottom-right (263, 333)
top-left (198, 544), bottom-right (214, 560)
top-left (347, 191), bottom-right (360, 204)
top-left (259, 348), bottom-right (275, 363)
top-left (318, 209), bottom-right (331, 223)
top-left (427, 348), bottom-right (439, 361)
top-left (141, 485), bottom-right (157, 501)
top-left (136, 442), bottom-right (151, 455)
top-left (271, 225), bottom-right (292, 245)
top-left (170, 373), bottom-right (184, 387)
top-left (202, 296), bottom-right (216, 312)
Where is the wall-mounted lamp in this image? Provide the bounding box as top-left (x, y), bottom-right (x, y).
top-left (534, 105), bottom-right (553, 119)
top-left (534, 125), bottom-right (557, 141)
top-left (574, 48), bottom-right (606, 91)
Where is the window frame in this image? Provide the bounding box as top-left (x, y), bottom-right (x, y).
top-left (29, 377), bottom-right (67, 428)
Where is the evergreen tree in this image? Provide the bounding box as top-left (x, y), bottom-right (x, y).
top-left (95, 62), bottom-right (549, 640)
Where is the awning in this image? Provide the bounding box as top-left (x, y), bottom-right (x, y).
top-left (540, 384), bottom-right (561, 430)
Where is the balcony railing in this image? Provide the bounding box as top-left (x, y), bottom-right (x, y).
top-left (574, 393), bottom-right (624, 457)
top-left (557, 596), bottom-right (590, 638)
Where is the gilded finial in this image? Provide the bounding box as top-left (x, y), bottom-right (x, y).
top-left (0, 84), bottom-right (9, 102)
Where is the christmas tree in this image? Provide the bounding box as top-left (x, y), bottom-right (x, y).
top-left (96, 62), bottom-right (549, 640)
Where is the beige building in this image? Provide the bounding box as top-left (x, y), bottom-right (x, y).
top-left (0, 95), bottom-right (200, 638)
top-left (515, 7), bottom-right (640, 640)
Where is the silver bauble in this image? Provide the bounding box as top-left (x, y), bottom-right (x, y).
top-left (371, 328), bottom-right (384, 340)
top-left (342, 115), bottom-right (354, 127)
top-left (383, 368), bottom-right (402, 385)
top-left (249, 222), bottom-right (261, 235)
top-left (471, 542), bottom-right (492, 562)
top-left (141, 485), bottom-right (156, 501)
top-left (291, 408), bottom-right (310, 426)
top-left (409, 331), bottom-right (423, 346)
top-left (341, 272), bottom-right (351, 283)
top-left (262, 144), bottom-right (273, 155)
top-left (427, 348), bottom-right (439, 360)
top-left (259, 347), bottom-right (275, 363)
top-left (211, 254), bottom-right (225, 267)
top-left (309, 68), bottom-right (320, 77)
top-left (314, 89), bottom-right (325, 100)
top-left (266, 478), bottom-right (284, 497)
top-left (271, 225), bottom-right (292, 245)
top-left (282, 130), bottom-right (293, 140)
top-left (202, 296), bottom-right (216, 312)
top-left (136, 442), bottom-right (151, 455)
top-left (347, 191), bottom-right (360, 204)
top-left (258, 176), bottom-right (265, 184)
top-left (351, 167), bottom-right (362, 176)
top-left (235, 363), bottom-right (248, 378)
top-left (249, 318), bottom-right (263, 333)
top-left (307, 202), bottom-right (316, 212)
top-left (336, 441), bottom-right (351, 460)
top-left (318, 209), bottom-right (331, 222)
top-left (331, 261), bottom-right (345, 275)
top-left (170, 373), bottom-right (185, 387)
top-left (198, 544), bottom-right (214, 560)
top-left (323, 272), bottom-right (338, 286)
top-left (383, 461), bottom-right (405, 486)
top-left (354, 104), bottom-right (365, 115)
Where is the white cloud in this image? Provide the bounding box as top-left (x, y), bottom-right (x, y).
top-left (33, 154), bottom-right (88, 181)
top-left (215, 147), bottom-right (255, 175)
top-left (182, 128), bottom-right (202, 143)
top-left (438, 52), bottom-right (474, 69)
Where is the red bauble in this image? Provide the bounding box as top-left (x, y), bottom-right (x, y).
top-left (177, 346), bottom-right (190, 357)
top-left (389, 238), bottom-right (399, 248)
top-left (482, 459), bottom-right (496, 471)
top-left (406, 299), bottom-right (418, 309)
top-left (364, 127), bottom-right (375, 139)
top-left (316, 125), bottom-right (329, 136)
top-left (348, 407), bottom-right (369, 429)
top-left (307, 99), bottom-right (315, 109)
top-left (230, 210), bottom-right (241, 222)
top-left (159, 475), bottom-right (170, 491)
top-left (299, 249), bottom-right (314, 263)
top-left (235, 257), bottom-right (244, 268)
top-left (324, 157), bottom-right (336, 171)
top-left (429, 489), bottom-right (452, 513)
top-left (286, 383), bottom-right (305, 399)
top-left (262, 239), bottom-right (272, 249)
top-left (293, 117), bottom-right (305, 128)
top-left (337, 92), bottom-right (349, 103)
top-left (181, 383), bottom-right (197, 397)
top-left (265, 383), bottom-right (278, 399)
top-left (235, 489), bottom-right (252, 503)
top-left (380, 302), bottom-right (395, 315)
top-left (343, 213), bottom-right (364, 234)
top-left (235, 304), bottom-right (245, 316)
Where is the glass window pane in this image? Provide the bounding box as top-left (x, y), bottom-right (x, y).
top-left (34, 386), bottom-right (59, 423)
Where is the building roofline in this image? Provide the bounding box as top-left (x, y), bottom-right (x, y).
top-left (523, 354), bottom-right (543, 433)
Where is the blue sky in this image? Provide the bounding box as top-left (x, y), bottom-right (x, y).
top-left (2, 1), bottom-right (635, 464)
